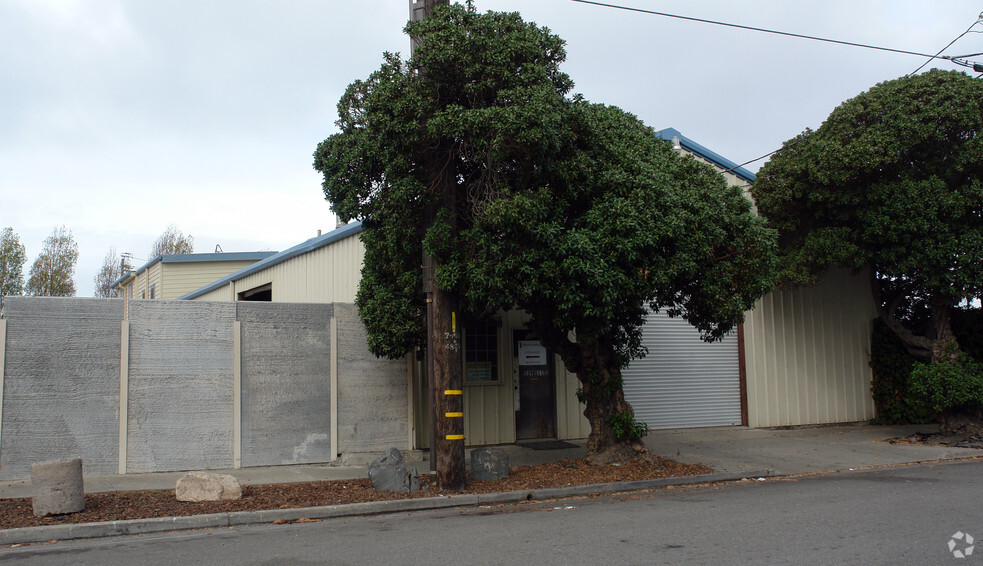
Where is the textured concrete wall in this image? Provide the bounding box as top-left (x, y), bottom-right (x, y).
top-left (335, 303), bottom-right (408, 453)
top-left (0, 297), bottom-right (122, 479)
top-left (238, 302), bottom-right (332, 467)
top-left (0, 298), bottom-right (410, 479)
top-left (125, 300), bottom-right (235, 472)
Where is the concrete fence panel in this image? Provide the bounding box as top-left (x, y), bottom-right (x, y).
top-left (125, 300), bottom-right (235, 473)
top-left (237, 302), bottom-right (333, 467)
top-left (0, 297), bottom-right (122, 480)
top-left (335, 303), bottom-right (408, 454)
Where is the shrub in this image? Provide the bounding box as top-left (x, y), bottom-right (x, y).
top-left (909, 357), bottom-right (983, 416)
top-left (869, 318), bottom-right (934, 424)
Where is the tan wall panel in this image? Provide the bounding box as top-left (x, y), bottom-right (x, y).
top-left (556, 364), bottom-right (590, 440)
top-left (744, 267), bottom-right (875, 427)
top-left (162, 261), bottom-right (258, 300)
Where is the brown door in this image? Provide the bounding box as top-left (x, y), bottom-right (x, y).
top-left (514, 330), bottom-right (556, 440)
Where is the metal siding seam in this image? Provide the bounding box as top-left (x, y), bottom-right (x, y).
top-left (119, 320), bottom-right (129, 474)
top-left (233, 321), bottom-right (242, 469)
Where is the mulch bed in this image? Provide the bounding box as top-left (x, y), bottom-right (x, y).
top-left (885, 432), bottom-right (983, 449)
top-left (0, 456), bottom-right (711, 531)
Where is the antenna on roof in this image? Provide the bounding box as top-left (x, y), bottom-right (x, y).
top-left (215, 244), bottom-right (223, 253)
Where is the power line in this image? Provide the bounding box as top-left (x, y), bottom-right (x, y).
top-left (570, 0), bottom-right (947, 59)
top-left (908, 12), bottom-right (983, 76)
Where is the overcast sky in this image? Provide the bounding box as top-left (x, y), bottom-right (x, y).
top-left (2, 1), bottom-right (981, 297)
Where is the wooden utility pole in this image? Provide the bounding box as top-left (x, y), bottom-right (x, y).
top-left (409, 0), bottom-right (464, 491)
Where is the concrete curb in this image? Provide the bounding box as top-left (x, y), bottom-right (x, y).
top-left (0, 470), bottom-right (773, 546)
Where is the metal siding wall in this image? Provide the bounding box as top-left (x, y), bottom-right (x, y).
top-left (204, 233), bottom-right (364, 304)
top-left (462, 311), bottom-right (515, 446)
top-left (165, 261), bottom-right (258, 300)
top-left (744, 268), bottom-right (875, 427)
top-left (556, 365), bottom-right (591, 440)
top-left (622, 311), bottom-right (742, 429)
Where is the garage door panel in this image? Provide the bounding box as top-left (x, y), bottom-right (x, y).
top-left (623, 311), bottom-right (741, 429)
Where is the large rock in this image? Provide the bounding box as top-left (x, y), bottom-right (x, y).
top-left (470, 448), bottom-right (509, 481)
top-left (175, 471), bottom-right (242, 502)
top-left (368, 448), bottom-right (420, 493)
top-left (31, 458), bottom-right (85, 517)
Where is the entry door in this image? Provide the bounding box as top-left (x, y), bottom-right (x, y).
top-left (514, 330), bottom-right (556, 440)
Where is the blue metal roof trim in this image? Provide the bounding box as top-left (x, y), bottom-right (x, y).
top-left (161, 251), bottom-right (277, 264)
top-left (179, 221), bottom-right (365, 300)
top-left (655, 127), bottom-right (756, 184)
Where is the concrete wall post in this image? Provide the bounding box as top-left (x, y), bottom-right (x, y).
top-left (118, 319), bottom-right (129, 475)
top-left (330, 314), bottom-right (338, 460)
top-left (233, 320), bottom-right (242, 469)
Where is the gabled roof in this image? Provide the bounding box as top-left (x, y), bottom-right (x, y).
top-left (655, 128), bottom-right (756, 184)
top-left (179, 221), bottom-right (365, 300)
top-left (111, 251), bottom-right (278, 289)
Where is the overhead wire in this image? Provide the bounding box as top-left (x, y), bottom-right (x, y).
top-left (569, 1), bottom-right (983, 167)
top-left (907, 12), bottom-right (983, 76)
top-left (570, 0), bottom-right (952, 60)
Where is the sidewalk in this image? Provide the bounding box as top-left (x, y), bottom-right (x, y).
top-left (1, 422), bottom-right (974, 500)
top-left (1, 423), bottom-right (979, 545)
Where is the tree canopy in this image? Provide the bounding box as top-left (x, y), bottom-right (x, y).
top-left (752, 69), bottom-right (983, 362)
top-left (94, 247), bottom-right (123, 298)
top-left (151, 224), bottom-right (194, 257)
top-left (0, 227), bottom-right (27, 310)
top-left (26, 226), bottom-right (79, 297)
top-left (315, 4), bottom-right (777, 461)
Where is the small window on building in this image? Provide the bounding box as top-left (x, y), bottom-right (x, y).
top-left (140, 290), bottom-right (145, 299)
top-left (465, 320), bottom-right (499, 383)
top-left (238, 283), bottom-right (272, 302)
top-left (149, 284), bottom-right (156, 299)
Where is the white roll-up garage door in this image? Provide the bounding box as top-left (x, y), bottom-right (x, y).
top-left (622, 311), bottom-right (742, 429)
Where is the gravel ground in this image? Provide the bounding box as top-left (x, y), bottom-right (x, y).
top-left (0, 456), bottom-right (712, 530)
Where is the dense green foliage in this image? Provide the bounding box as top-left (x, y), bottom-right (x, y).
top-left (871, 309), bottom-right (983, 424)
top-left (0, 227), bottom-right (27, 310)
top-left (314, 5), bottom-right (777, 455)
top-left (752, 70), bottom-right (983, 359)
top-left (317, 5), bottom-right (574, 357)
top-left (869, 318), bottom-right (934, 424)
top-left (910, 356), bottom-right (983, 416)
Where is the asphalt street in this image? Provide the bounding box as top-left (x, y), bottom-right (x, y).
top-left (3, 459), bottom-right (982, 565)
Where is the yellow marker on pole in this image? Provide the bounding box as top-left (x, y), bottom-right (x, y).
top-left (444, 389), bottom-right (463, 395)
top-left (452, 311), bottom-right (456, 333)
top-left (445, 434), bottom-right (465, 440)
top-left (445, 412), bottom-right (463, 418)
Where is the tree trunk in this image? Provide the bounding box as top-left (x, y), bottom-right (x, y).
top-left (574, 340), bottom-right (650, 465)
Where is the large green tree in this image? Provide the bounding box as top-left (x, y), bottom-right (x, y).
top-left (316, 4), bottom-right (777, 464)
top-left (752, 70), bottom-right (983, 365)
top-left (0, 227), bottom-right (27, 310)
top-left (26, 226), bottom-right (79, 297)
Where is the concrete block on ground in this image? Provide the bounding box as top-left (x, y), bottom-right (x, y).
top-left (31, 458), bottom-right (85, 517)
top-left (470, 447), bottom-right (510, 481)
top-left (175, 472), bottom-right (242, 502)
top-left (368, 448), bottom-right (420, 493)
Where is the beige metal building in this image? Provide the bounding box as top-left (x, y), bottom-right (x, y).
top-left (113, 251), bottom-right (277, 301)
top-left (181, 128), bottom-right (876, 448)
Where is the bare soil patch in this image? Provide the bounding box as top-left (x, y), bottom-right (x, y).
top-left (0, 456), bottom-right (711, 531)
top-left (885, 432), bottom-right (983, 449)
